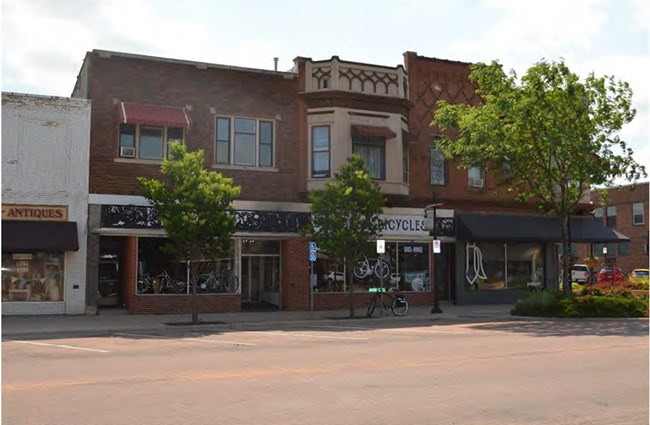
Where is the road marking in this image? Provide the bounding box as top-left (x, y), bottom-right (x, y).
top-left (113, 332), bottom-right (256, 346)
top-left (245, 330), bottom-right (369, 340)
top-left (7, 340), bottom-right (110, 353)
top-left (305, 324), bottom-right (476, 335)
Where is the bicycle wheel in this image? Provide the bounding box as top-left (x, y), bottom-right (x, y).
top-left (374, 260), bottom-right (390, 279)
top-left (391, 295), bottom-right (408, 316)
top-left (366, 296), bottom-right (377, 317)
top-left (354, 262), bottom-right (368, 280)
top-left (227, 275), bottom-right (239, 293)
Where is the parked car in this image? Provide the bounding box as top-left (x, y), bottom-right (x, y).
top-left (629, 268), bottom-right (649, 285)
top-left (597, 267), bottom-right (625, 284)
top-left (571, 264), bottom-right (592, 284)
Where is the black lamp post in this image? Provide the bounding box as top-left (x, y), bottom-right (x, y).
top-left (426, 203), bottom-right (444, 314)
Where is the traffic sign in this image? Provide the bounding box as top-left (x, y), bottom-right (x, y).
top-left (309, 241), bottom-right (317, 262)
top-left (433, 239), bottom-right (441, 254)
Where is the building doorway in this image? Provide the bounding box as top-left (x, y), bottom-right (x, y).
top-left (240, 239), bottom-right (281, 310)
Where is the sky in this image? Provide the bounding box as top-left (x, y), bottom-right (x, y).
top-left (1, 0), bottom-right (648, 183)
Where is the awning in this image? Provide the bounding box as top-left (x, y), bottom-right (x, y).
top-left (456, 213), bottom-right (629, 243)
top-left (351, 125), bottom-right (397, 139)
top-left (118, 102), bottom-right (191, 128)
top-left (2, 221), bottom-right (79, 252)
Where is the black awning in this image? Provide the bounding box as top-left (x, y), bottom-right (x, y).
top-left (456, 213), bottom-right (629, 243)
top-left (2, 221), bottom-right (79, 252)
top-left (570, 217), bottom-right (629, 242)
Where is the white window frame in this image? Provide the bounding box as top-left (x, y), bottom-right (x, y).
top-left (633, 202), bottom-right (644, 225)
top-left (311, 125), bottom-right (331, 178)
top-left (215, 116), bottom-right (275, 168)
top-left (119, 124), bottom-right (183, 160)
top-left (468, 166), bottom-right (484, 188)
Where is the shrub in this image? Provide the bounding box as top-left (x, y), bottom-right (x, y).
top-left (511, 291), bottom-right (563, 316)
top-left (512, 290), bottom-right (649, 318)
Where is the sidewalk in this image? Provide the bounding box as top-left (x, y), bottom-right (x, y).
top-left (1, 302), bottom-right (515, 338)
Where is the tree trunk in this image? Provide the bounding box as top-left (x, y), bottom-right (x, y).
top-left (346, 255), bottom-right (355, 318)
top-left (190, 260), bottom-right (199, 324)
top-left (560, 214), bottom-right (572, 297)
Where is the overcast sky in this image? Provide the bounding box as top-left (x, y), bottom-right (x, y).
top-left (2, 0), bottom-right (648, 181)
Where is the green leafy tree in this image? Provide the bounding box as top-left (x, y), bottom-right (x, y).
top-left (138, 142), bottom-right (241, 323)
top-left (306, 154), bottom-right (385, 317)
top-left (432, 59), bottom-right (646, 296)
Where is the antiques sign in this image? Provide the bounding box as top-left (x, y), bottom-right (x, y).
top-left (2, 204), bottom-right (68, 221)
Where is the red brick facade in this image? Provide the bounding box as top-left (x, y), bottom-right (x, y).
top-left (577, 183), bottom-right (649, 273)
top-left (78, 51), bottom-right (303, 202)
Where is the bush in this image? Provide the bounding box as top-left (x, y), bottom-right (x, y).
top-left (511, 291), bottom-right (563, 316)
top-left (512, 290), bottom-right (649, 318)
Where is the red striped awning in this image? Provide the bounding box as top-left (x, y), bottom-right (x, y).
top-left (351, 125), bottom-right (397, 139)
top-left (118, 102), bottom-right (190, 128)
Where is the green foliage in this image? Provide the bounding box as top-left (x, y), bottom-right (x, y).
top-left (305, 154), bottom-right (385, 263)
top-left (511, 291), bottom-right (564, 317)
top-left (512, 290), bottom-right (649, 318)
top-left (305, 155), bottom-right (385, 317)
top-left (432, 58), bottom-right (646, 296)
top-left (137, 142), bottom-right (241, 261)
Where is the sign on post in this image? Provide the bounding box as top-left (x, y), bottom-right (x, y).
top-left (376, 239), bottom-right (385, 254)
top-left (309, 241), bottom-right (317, 262)
top-left (433, 239), bottom-right (441, 254)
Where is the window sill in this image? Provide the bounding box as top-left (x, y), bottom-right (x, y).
top-left (211, 164), bottom-right (278, 173)
top-left (114, 158), bottom-right (164, 165)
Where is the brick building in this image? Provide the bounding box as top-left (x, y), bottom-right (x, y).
top-left (576, 183), bottom-right (649, 274)
top-left (71, 49), bottom-right (628, 314)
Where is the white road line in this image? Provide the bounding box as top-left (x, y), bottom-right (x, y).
top-left (246, 331), bottom-right (369, 340)
top-left (113, 332), bottom-right (256, 346)
top-left (305, 325), bottom-right (373, 331)
top-left (8, 340), bottom-right (110, 353)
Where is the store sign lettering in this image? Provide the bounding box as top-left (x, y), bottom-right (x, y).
top-left (2, 204), bottom-right (68, 221)
top-left (384, 217), bottom-right (425, 232)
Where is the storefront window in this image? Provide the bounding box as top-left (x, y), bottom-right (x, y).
top-left (466, 242), bottom-right (544, 290)
top-left (2, 252), bottom-right (65, 302)
top-left (136, 237), bottom-right (189, 295)
top-left (312, 242), bottom-right (430, 293)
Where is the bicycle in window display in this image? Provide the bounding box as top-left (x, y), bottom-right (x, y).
top-left (136, 271), bottom-right (186, 294)
top-left (354, 254), bottom-right (391, 281)
top-left (366, 288), bottom-right (408, 317)
top-left (196, 267), bottom-right (239, 293)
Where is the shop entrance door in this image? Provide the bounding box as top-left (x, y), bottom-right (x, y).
top-left (434, 243), bottom-right (456, 302)
top-left (241, 256), bottom-right (280, 308)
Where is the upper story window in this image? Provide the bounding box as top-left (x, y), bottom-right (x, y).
top-left (468, 166), bottom-right (485, 189)
top-left (311, 125), bottom-right (330, 178)
top-left (594, 207), bottom-right (604, 221)
top-left (606, 206), bottom-right (617, 228)
top-left (429, 139), bottom-right (447, 186)
top-left (633, 202), bottom-right (644, 225)
top-left (353, 135), bottom-right (385, 180)
top-left (215, 116), bottom-right (274, 167)
top-left (119, 124), bottom-right (183, 160)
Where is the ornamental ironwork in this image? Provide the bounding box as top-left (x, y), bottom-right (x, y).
top-left (100, 205), bottom-right (310, 233)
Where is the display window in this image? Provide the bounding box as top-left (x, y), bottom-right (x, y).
top-left (2, 252), bottom-right (65, 302)
top-left (312, 241), bottom-right (430, 293)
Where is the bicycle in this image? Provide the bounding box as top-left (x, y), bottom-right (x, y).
top-left (366, 288), bottom-right (408, 317)
top-left (220, 266), bottom-right (239, 293)
top-left (137, 274), bottom-right (154, 294)
top-left (158, 270), bottom-right (187, 294)
top-left (354, 255), bottom-right (390, 281)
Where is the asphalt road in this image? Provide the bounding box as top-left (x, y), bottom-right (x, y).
top-left (2, 318), bottom-right (648, 425)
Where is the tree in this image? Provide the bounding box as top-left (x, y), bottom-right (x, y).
top-left (306, 154), bottom-right (385, 317)
top-left (432, 59), bottom-right (646, 296)
top-left (138, 142), bottom-right (241, 323)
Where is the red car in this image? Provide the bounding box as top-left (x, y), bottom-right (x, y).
top-left (597, 267), bottom-right (625, 284)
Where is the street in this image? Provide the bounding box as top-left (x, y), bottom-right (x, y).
top-left (2, 318), bottom-right (648, 425)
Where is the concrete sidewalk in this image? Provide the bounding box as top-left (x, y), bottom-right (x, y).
top-left (1, 302), bottom-right (516, 338)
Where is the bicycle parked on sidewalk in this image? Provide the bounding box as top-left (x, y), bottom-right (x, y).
top-left (366, 288), bottom-right (408, 317)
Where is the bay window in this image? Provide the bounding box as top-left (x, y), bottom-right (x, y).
top-left (353, 135), bottom-right (385, 180)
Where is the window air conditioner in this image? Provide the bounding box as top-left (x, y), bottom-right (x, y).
top-left (120, 147), bottom-right (136, 158)
top-left (470, 178), bottom-right (484, 188)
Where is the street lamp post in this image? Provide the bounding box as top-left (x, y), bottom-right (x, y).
top-left (425, 203), bottom-right (444, 314)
